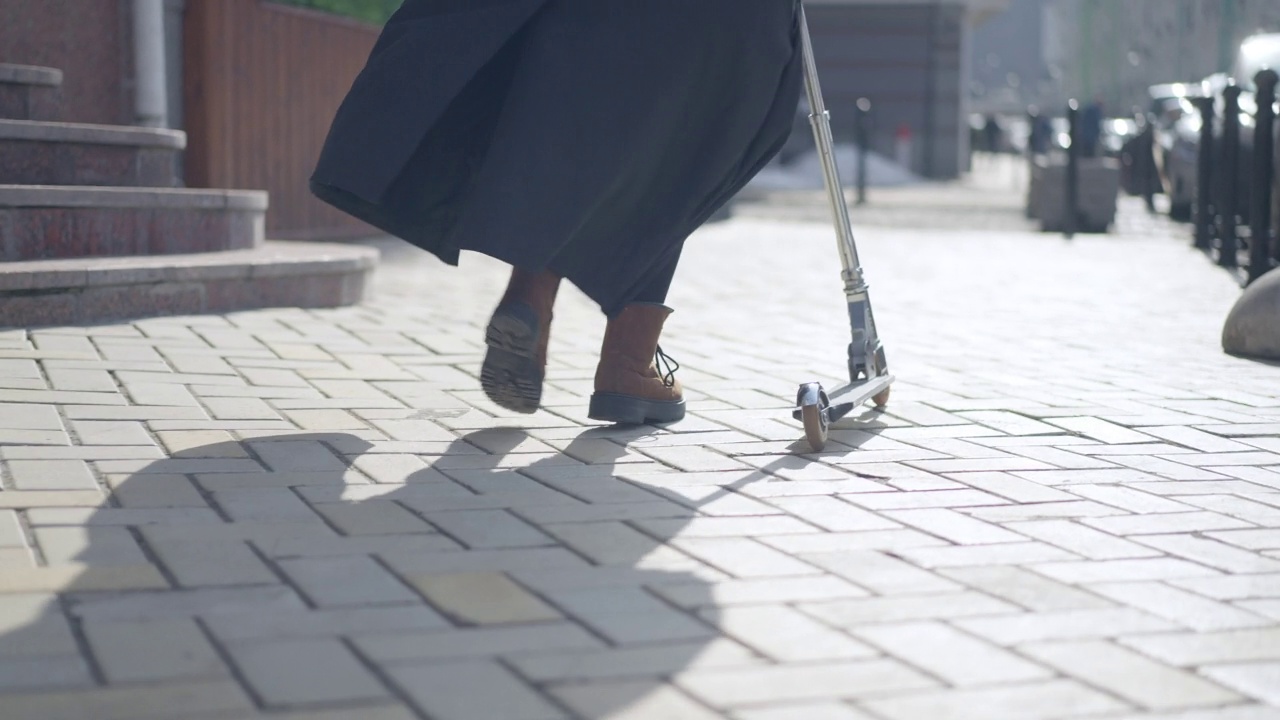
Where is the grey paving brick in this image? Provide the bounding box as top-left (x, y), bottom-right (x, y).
top-left (155, 429), bottom-right (250, 458)
top-left (142, 533), bottom-right (278, 587)
top-left (676, 659), bottom-right (937, 707)
top-left (1135, 534), bottom-right (1280, 574)
top-left (387, 660), bottom-right (565, 720)
top-left (0, 679), bottom-right (254, 720)
top-left (1090, 582), bottom-right (1273, 631)
top-left (1022, 640), bottom-right (1240, 709)
top-left (654, 575), bottom-right (869, 609)
top-left (883, 508), bottom-right (1027, 544)
top-left (1199, 662), bottom-right (1280, 705)
top-left (844, 489), bottom-right (1011, 511)
top-left (550, 681), bottom-right (721, 720)
top-left (33, 526), bottom-right (148, 566)
top-left (895, 541), bottom-right (1079, 568)
top-left (278, 556), bottom-right (418, 607)
top-left (955, 606), bottom-right (1177, 645)
top-left (511, 638), bottom-right (762, 683)
top-left (0, 593), bottom-right (80, 656)
top-left (514, 500), bottom-right (697, 524)
top-left (311, 500), bottom-right (436, 535)
top-left (942, 471), bottom-right (1078, 503)
top-left (204, 604), bottom-right (449, 643)
top-left (733, 703), bottom-right (875, 720)
top-left (124, 381), bottom-right (201, 406)
top-left (0, 428), bottom-right (70, 445)
top-left (966, 500), bottom-right (1128, 522)
top-left (211, 487), bottom-right (319, 523)
top-left (0, 654), bottom-right (94, 691)
top-left (856, 621), bottom-right (1053, 685)
top-left (763, 496), bottom-right (900, 531)
top-left (1083, 511), bottom-right (1255, 536)
top-left (1208, 529), bottom-right (1280, 551)
top-left (104, 474), bottom-right (208, 508)
top-left (0, 510), bottom-right (23, 548)
top-left (801, 550), bottom-right (960, 595)
top-left (1185, 495), bottom-right (1280, 523)
top-left (83, 617), bottom-right (227, 682)
top-left (409, 571), bottom-right (561, 625)
top-left (228, 638), bottom-right (389, 706)
top-left (1004, 519), bottom-right (1163, 560)
top-left (1167, 452), bottom-right (1280, 467)
top-left (1031, 558), bottom-right (1223, 584)
top-left (354, 623), bottom-right (603, 663)
top-left (702, 605), bottom-right (876, 662)
top-left (423, 508), bottom-right (554, 549)
top-left (7, 460), bottom-right (97, 490)
top-left (69, 585), bottom-right (305, 623)
top-left (1119, 628), bottom-right (1280, 665)
top-left (737, 477), bottom-right (902, 497)
top-left (1070, 484), bottom-right (1198, 513)
top-left (798, 591), bottom-right (1022, 628)
top-left (672, 537), bottom-right (821, 578)
top-left (1048, 418), bottom-right (1155, 444)
top-left (1168, 573), bottom-right (1280, 601)
top-left (633, 516), bottom-right (819, 539)
top-left (940, 566), bottom-right (1113, 611)
top-left (0, 403), bottom-right (64, 430)
top-left (860, 679), bottom-right (1129, 720)
top-left (45, 367), bottom-right (116, 393)
top-left (1143, 426), bottom-right (1258, 453)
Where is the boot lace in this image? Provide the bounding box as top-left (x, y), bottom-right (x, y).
top-left (655, 345), bottom-right (680, 388)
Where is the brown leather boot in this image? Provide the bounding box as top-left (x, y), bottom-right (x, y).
top-left (588, 303), bottom-right (685, 424)
top-left (481, 268), bottom-right (560, 413)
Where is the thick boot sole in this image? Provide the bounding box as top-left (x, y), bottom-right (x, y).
top-left (481, 302), bottom-right (542, 414)
top-left (588, 392), bottom-right (686, 425)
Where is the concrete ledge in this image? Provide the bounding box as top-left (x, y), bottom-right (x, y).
top-left (0, 185), bottom-right (267, 211)
top-left (0, 241), bottom-right (378, 328)
top-left (0, 64), bottom-right (63, 87)
top-left (1223, 267), bottom-right (1280, 360)
top-left (0, 119), bottom-right (186, 149)
top-left (1, 199), bottom-right (267, 261)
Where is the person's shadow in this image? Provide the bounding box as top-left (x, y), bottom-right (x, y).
top-left (0, 427), bottom-right (866, 718)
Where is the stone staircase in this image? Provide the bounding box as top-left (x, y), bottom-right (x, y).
top-left (0, 62), bottom-right (376, 327)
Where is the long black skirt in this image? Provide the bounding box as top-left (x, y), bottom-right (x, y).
top-left (311, 0), bottom-right (803, 314)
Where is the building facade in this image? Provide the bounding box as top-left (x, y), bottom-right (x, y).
top-left (1041, 0), bottom-right (1280, 116)
top-left (806, 0), bottom-right (1008, 179)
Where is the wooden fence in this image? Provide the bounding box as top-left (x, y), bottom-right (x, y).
top-left (183, 0), bottom-right (380, 238)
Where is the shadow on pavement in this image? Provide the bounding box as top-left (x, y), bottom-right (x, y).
top-left (0, 428), bottom-right (761, 719)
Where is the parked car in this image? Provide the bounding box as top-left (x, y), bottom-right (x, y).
top-left (1150, 82), bottom-right (1207, 220)
top-left (1160, 33), bottom-right (1280, 223)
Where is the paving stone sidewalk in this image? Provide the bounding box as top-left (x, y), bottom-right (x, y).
top-left (1, 187), bottom-right (1279, 720)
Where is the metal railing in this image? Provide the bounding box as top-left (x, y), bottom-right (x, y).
top-left (1192, 68), bottom-right (1279, 285)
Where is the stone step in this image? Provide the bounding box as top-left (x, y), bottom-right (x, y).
top-left (0, 185), bottom-right (267, 261)
top-left (0, 119), bottom-right (185, 186)
top-left (0, 240), bottom-right (377, 327)
top-left (0, 64), bottom-right (63, 121)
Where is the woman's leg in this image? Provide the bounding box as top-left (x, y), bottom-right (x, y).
top-left (480, 267), bottom-right (560, 414)
top-left (589, 245), bottom-right (686, 425)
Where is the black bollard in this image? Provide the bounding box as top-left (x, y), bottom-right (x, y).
top-left (1193, 95), bottom-right (1216, 251)
top-left (855, 97), bottom-right (871, 206)
top-left (1219, 82), bottom-right (1242, 268)
top-left (1248, 69), bottom-right (1278, 284)
top-left (1065, 99), bottom-right (1080, 239)
top-left (1142, 118), bottom-right (1157, 213)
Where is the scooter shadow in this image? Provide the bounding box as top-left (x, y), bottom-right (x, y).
top-left (0, 426), bottom-right (820, 718)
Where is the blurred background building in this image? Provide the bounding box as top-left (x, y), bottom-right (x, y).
top-left (804, 0), bottom-right (1009, 180)
top-left (971, 0), bottom-right (1280, 120)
